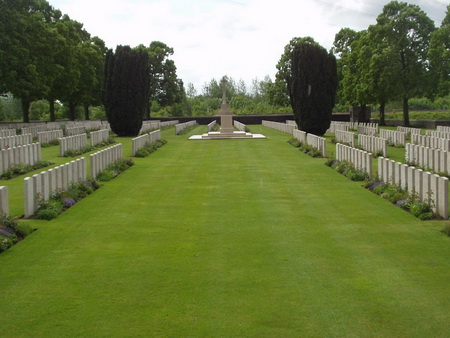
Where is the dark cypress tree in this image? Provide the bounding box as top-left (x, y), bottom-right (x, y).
top-left (102, 45), bottom-right (150, 136)
top-left (286, 39), bottom-right (338, 136)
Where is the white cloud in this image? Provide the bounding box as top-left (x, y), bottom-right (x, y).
top-left (49, 0), bottom-right (447, 92)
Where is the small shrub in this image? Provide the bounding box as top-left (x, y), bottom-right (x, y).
top-left (96, 158), bottom-right (134, 182)
top-left (441, 223), bottom-right (450, 237)
top-left (35, 199), bottom-right (63, 220)
top-left (13, 222), bottom-right (34, 237)
top-left (0, 235), bottom-right (16, 252)
top-left (288, 138), bottom-right (301, 148)
top-left (134, 139), bottom-right (167, 158)
top-left (96, 169), bottom-right (116, 182)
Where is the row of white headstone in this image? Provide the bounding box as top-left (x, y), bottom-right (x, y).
top-left (0, 129), bottom-right (16, 138)
top-left (427, 130), bottom-right (450, 140)
top-left (175, 121), bottom-right (197, 135)
top-left (90, 144), bottom-right (123, 179)
top-left (405, 143), bottom-right (450, 175)
top-left (0, 143), bottom-right (42, 174)
top-left (37, 129), bottom-right (63, 145)
top-left (437, 126), bottom-right (450, 133)
top-left (411, 134), bottom-right (450, 152)
top-left (292, 129), bottom-right (327, 157)
top-left (140, 121), bottom-right (161, 134)
top-left (24, 158), bottom-right (87, 218)
top-left (234, 120), bottom-right (246, 131)
top-left (335, 130), bottom-right (355, 147)
top-left (160, 120), bottom-right (179, 128)
top-left (336, 143), bottom-right (373, 177)
top-left (59, 133), bottom-right (88, 156)
top-left (327, 121), bottom-right (379, 134)
top-left (207, 120), bottom-right (217, 132)
top-left (261, 120), bottom-right (296, 134)
top-left (379, 129), bottom-right (406, 146)
top-left (397, 126), bottom-right (421, 138)
top-left (356, 125), bottom-right (378, 137)
top-left (358, 134), bottom-right (387, 157)
top-left (378, 156), bottom-right (448, 219)
top-left (66, 126), bottom-right (86, 136)
top-left (0, 134), bottom-right (33, 150)
top-left (327, 122), bottom-right (350, 133)
top-left (131, 130), bottom-right (161, 156)
top-left (21, 125), bottom-right (47, 138)
top-left (90, 129), bottom-right (110, 147)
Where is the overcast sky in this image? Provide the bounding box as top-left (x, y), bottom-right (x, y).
top-left (49, 0), bottom-right (448, 94)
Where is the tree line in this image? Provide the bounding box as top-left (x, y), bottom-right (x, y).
top-left (0, 0), bottom-right (188, 123)
top-left (330, 1), bottom-right (450, 126)
top-left (1, 0), bottom-right (449, 128)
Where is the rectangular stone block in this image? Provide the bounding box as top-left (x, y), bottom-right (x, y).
top-left (438, 177), bottom-right (449, 219)
top-left (430, 174), bottom-right (439, 214)
top-left (415, 169), bottom-right (423, 199)
top-left (0, 186), bottom-right (9, 216)
top-left (422, 172), bottom-right (432, 204)
top-left (24, 177), bottom-right (35, 218)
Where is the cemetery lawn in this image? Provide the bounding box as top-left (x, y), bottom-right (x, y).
top-left (2, 126), bottom-right (450, 336)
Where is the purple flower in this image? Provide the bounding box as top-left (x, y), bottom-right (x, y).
top-left (396, 200), bottom-right (406, 207)
top-left (370, 181), bottom-right (383, 190)
top-left (62, 198), bottom-right (76, 208)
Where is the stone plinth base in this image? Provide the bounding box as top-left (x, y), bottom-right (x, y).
top-left (189, 131), bottom-right (266, 140)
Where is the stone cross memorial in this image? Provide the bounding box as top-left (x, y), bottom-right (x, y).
top-left (189, 76), bottom-right (266, 140)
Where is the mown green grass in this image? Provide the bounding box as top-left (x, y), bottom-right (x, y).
top-left (1, 126), bottom-right (450, 336)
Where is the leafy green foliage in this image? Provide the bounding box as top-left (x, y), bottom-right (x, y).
top-left (96, 159), bottom-right (134, 182)
top-left (0, 214), bottom-right (34, 253)
top-left (35, 180), bottom-right (100, 220)
top-left (0, 161), bottom-right (54, 180)
top-left (63, 145), bottom-right (95, 157)
top-left (366, 181), bottom-right (436, 220)
top-left (134, 139), bottom-right (167, 158)
top-left (288, 138), bottom-right (323, 158)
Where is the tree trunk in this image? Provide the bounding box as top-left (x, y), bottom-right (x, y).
top-left (69, 103), bottom-right (76, 121)
top-left (84, 104), bottom-right (90, 120)
top-left (403, 96), bottom-right (410, 127)
top-left (379, 101), bottom-right (386, 126)
top-left (22, 100), bottom-right (30, 123)
top-left (49, 100), bottom-right (56, 121)
top-left (144, 104), bottom-right (150, 120)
